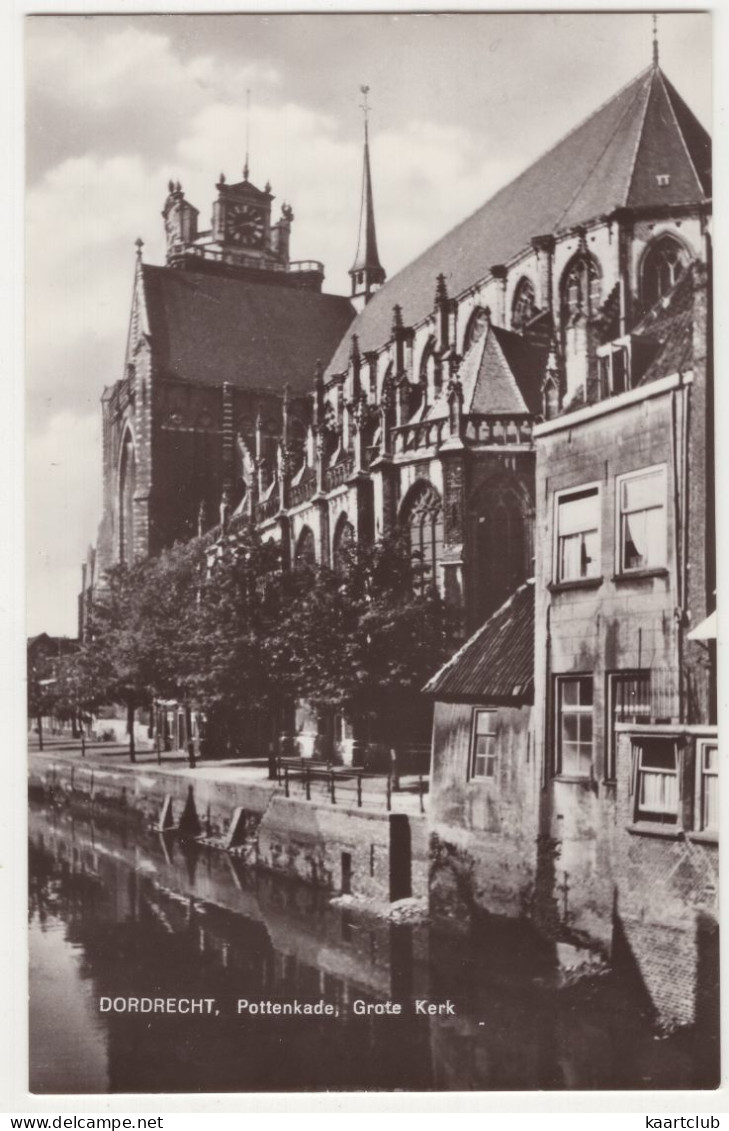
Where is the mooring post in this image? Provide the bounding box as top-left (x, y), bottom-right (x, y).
top-left (386, 774), bottom-right (392, 812)
top-left (419, 775), bottom-right (425, 813)
top-left (330, 771), bottom-right (336, 805)
top-left (284, 766), bottom-right (290, 798)
top-left (305, 763), bottom-right (311, 801)
top-left (357, 774), bottom-right (362, 808)
top-left (81, 731), bottom-right (86, 759)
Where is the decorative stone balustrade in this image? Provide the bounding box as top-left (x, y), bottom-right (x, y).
top-left (393, 418), bottom-right (448, 455)
top-left (464, 415), bottom-right (535, 445)
top-left (289, 470), bottom-right (317, 508)
top-left (324, 454), bottom-right (355, 492)
top-left (255, 493), bottom-right (281, 523)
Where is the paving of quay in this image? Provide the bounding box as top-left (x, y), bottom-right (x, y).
top-left (28, 734), bottom-right (429, 816)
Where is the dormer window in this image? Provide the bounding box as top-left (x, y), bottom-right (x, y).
top-left (598, 341), bottom-right (630, 397)
top-left (656, 174), bottom-right (671, 187)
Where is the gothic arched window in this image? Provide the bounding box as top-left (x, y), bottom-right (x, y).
top-left (561, 254), bottom-right (602, 324)
top-left (402, 481), bottom-right (444, 594)
top-left (333, 514), bottom-right (355, 574)
top-left (295, 526), bottom-right (316, 568)
top-left (118, 430), bottom-right (136, 565)
top-left (463, 307), bottom-right (489, 352)
top-left (511, 277), bottom-right (537, 332)
top-left (641, 235), bottom-right (688, 309)
top-left (288, 417), bottom-right (307, 471)
top-left (419, 338), bottom-right (442, 399)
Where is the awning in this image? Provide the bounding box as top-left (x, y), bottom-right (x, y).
top-left (687, 610), bottom-right (717, 641)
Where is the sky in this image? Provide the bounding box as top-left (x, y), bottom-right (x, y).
top-left (24, 10), bottom-right (712, 637)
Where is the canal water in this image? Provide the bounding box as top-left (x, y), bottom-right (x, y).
top-left (28, 802), bottom-right (718, 1094)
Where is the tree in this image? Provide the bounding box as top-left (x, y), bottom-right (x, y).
top-left (270, 532), bottom-right (454, 753)
top-left (183, 527), bottom-right (284, 758)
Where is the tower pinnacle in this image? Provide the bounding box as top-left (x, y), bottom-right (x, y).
top-left (349, 85), bottom-right (386, 309)
top-left (652, 13), bottom-right (659, 67)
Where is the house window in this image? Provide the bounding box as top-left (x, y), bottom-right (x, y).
top-left (471, 710), bottom-right (497, 779)
top-left (606, 671), bottom-right (651, 781)
top-left (697, 741), bottom-right (718, 833)
top-left (618, 467), bottom-right (666, 573)
top-left (634, 739), bottom-right (678, 823)
top-left (556, 676), bottom-right (593, 777)
top-left (556, 486), bottom-right (600, 582)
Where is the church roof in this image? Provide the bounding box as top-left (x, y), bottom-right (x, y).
top-left (326, 64), bottom-right (710, 377)
top-left (351, 125), bottom-right (385, 277)
top-left (427, 322), bottom-right (546, 419)
top-left (141, 264), bottom-right (355, 393)
top-left (423, 581), bottom-right (534, 703)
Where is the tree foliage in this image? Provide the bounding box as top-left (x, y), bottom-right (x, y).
top-left (72, 525), bottom-right (455, 759)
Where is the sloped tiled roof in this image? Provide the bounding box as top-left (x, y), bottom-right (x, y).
top-left (423, 581), bottom-right (535, 703)
top-left (633, 266), bottom-right (695, 385)
top-left (142, 265), bottom-right (355, 393)
top-left (427, 323), bottom-right (546, 420)
top-left (327, 65), bottom-right (710, 377)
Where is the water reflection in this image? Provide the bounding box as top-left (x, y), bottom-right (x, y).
top-left (28, 804), bottom-right (718, 1093)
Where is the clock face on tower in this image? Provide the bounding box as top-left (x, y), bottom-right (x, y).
top-left (226, 202), bottom-right (265, 248)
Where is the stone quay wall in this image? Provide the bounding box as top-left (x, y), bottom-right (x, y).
top-left (28, 753), bottom-right (428, 906)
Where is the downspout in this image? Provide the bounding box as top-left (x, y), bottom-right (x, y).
top-left (670, 371), bottom-right (690, 724)
top-left (542, 601), bottom-right (551, 788)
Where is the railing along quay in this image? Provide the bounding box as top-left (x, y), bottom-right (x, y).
top-left (275, 756), bottom-right (428, 814)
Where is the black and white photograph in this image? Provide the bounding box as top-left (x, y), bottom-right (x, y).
top-left (22, 6), bottom-right (719, 1099)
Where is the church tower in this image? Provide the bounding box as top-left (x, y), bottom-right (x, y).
top-left (349, 86), bottom-right (386, 311)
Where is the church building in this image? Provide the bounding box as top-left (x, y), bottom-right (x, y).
top-left (87, 47), bottom-right (712, 759)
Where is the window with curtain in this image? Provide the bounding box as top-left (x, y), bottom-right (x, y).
top-left (618, 467), bottom-right (666, 573)
top-left (556, 487), bottom-right (600, 581)
top-left (634, 739), bottom-right (679, 823)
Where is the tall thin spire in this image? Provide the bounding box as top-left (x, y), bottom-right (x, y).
top-left (349, 85), bottom-right (386, 306)
top-left (243, 89), bottom-right (251, 181)
top-left (652, 13), bottom-right (659, 67)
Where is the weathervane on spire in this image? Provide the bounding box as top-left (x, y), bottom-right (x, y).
top-left (360, 84), bottom-right (371, 138)
top-left (243, 88), bottom-right (251, 181)
top-left (652, 13), bottom-right (659, 67)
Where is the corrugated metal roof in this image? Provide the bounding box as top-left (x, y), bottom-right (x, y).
top-left (424, 581), bottom-right (535, 703)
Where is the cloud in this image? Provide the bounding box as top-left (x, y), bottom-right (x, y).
top-left (26, 412), bottom-right (101, 637)
top-left (25, 21), bottom-right (281, 183)
top-left (25, 39), bottom-right (523, 637)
